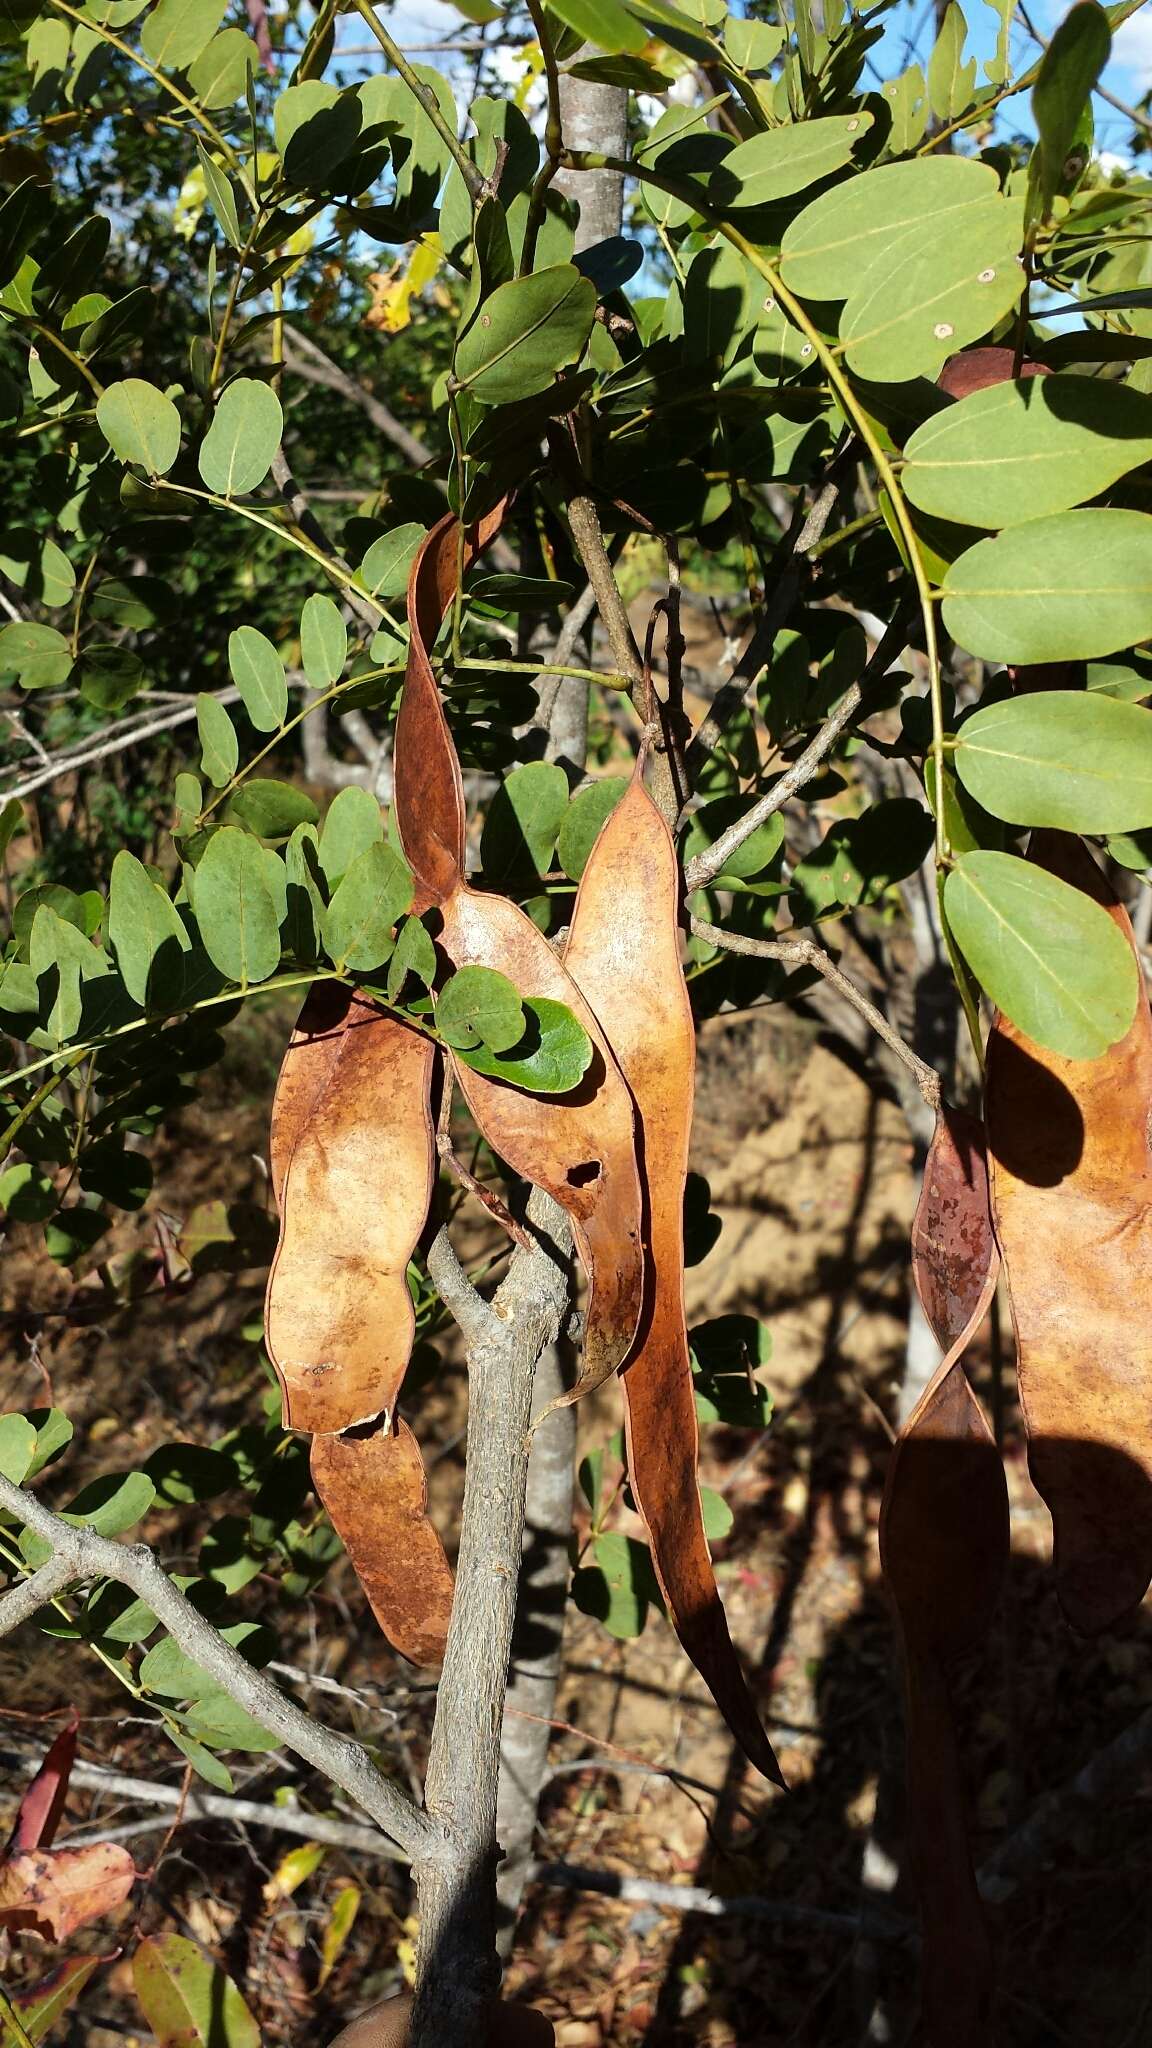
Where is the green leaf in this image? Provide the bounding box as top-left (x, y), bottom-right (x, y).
top-left (322, 840), bottom-right (411, 971)
top-left (1086, 653), bottom-right (1152, 702)
top-left (226, 779), bottom-right (318, 838)
top-left (454, 995), bottom-right (593, 1093)
top-left (1031, 0), bottom-right (1110, 223)
top-left (25, 1408), bottom-right (73, 1479)
top-left (572, 1531), bottom-right (661, 1640)
top-left (838, 203), bottom-right (1024, 383)
top-left (196, 694), bottom-right (239, 787)
top-left (780, 154), bottom-right (1000, 299)
top-left (7, 1955), bottom-right (106, 2045)
top-left (360, 522), bottom-right (424, 600)
top-left (557, 775), bottom-right (630, 881)
top-left (0, 796), bottom-right (22, 860)
top-left (133, 1935), bottom-right (260, 2048)
top-left (943, 849), bottom-right (1138, 1058)
top-left (196, 143), bottom-right (242, 250)
top-left (941, 510), bottom-right (1152, 663)
top-left (386, 914), bottom-right (437, 1003)
top-left (548, 0), bottom-right (648, 53)
top-left (927, 1), bottom-right (977, 120)
top-left (191, 826), bottom-right (282, 984)
top-left (182, 1688), bottom-right (280, 1752)
top-left (700, 1485), bottom-right (734, 1542)
top-left (0, 1164), bottom-right (57, 1222)
top-left (454, 264), bottom-right (597, 403)
top-left (140, 0), bottom-right (225, 69)
top-left (0, 1412), bottom-right (36, 1484)
top-left (284, 823), bottom-right (325, 962)
top-left (437, 963), bottom-right (524, 1052)
top-left (954, 691), bottom-right (1152, 832)
top-left (81, 646), bottom-right (144, 712)
top-left (198, 377), bottom-right (283, 497)
top-left (167, 1728), bottom-right (234, 1790)
top-left (273, 79), bottom-right (361, 184)
top-left (228, 625), bottom-right (288, 731)
top-left (95, 377), bottom-right (181, 476)
top-left (0, 533), bottom-right (76, 608)
top-left (300, 592), bottom-right (347, 688)
top-left (67, 1467), bottom-right (155, 1535)
top-left (0, 621), bottom-right (72, 690)
top-left (480, 762), bottom-right (569, 883)
top-left (145, 1443), bottom-right (237, 1505)
top-left (108, 849), bottom-right (191, 1008)
top-left (318, 785), bottom-right (383, 889)
top-left (903, 374), bottom-right (1152, 529)
top-left (187, 26), bottom-right (255, 106)
top-left (683, 796), bottom-right (785, 886)
top-left (710, 114), bottom-right (871, 210)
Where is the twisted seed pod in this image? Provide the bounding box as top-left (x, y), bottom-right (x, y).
top-left (393, 513), bottom-right (645, 1398)
top-left (987, 831), bottom-right (1152, 1633)
top-left (880, 1104), bottom-right (1007, 2048)
top-left (564, 771), bottom-right (782, 1784)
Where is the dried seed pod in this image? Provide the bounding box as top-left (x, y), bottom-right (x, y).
top-left (443, 888), bottom-right (644, 1401)
top-left (564, 774), bottom-right (781, 1783)
top-left (880, 1104), bottom-right (1007, 2048)
top-left (912, 1103), bottom-right (999, 1350)
top-left (311, 1420), bottom-right (454, 1669)
top-left (268, 980), bottom-right (354, 1212)
top-left (265, 999), bottom-right (436, 1435)
top-left (987, 831), bottom-right (1152, 1632)
top-left (394, 508), bottom-right (504, 911)
top-left (392, 509), bottom-right (645, 1396)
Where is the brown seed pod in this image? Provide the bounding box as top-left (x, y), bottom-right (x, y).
top-left (880, 1104), bottom-right (1007, 2048)
top-left (564, 772), bottom-right (782, 1783)
top-left (393, 511), bottom-right (645, 1398)
top-left (310, 1420), bottom-right (454, 1669)
top-left (911, 1103), bottom-right (999, 1351)
top-left (267, 980), bottom-right (354, 1212)
top-left (442, 888), bottom-right (644, 1402)
top-left (265, 998), bottom-right (436, 1435)
top-left (987, 831), bottom-right (1152, 1633)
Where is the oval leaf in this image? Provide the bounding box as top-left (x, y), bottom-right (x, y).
top-left (454, 263), bottom-right (597, 403)
top-left (191, 826), bottom-right (282, 984)
top-left (95, 378), bottom-right (181, 477)
top-left (228, 626), bottom-right (287, 731)
top-left (955, 690), bottom-right (1152, 832)
top-left (198, 377), bottom-right (283, 496)
top-left (942, 509), bottom-right (1152, 663)
top-left (710, 113), bottom-right (871, 210)
top-left (943, 847), bottom-right (1138, 1058)
top-left (133, 1935), bottom-right (260, 2048)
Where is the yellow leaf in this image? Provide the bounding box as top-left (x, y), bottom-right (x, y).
top-left (262, 1840), bottom-right (326, 1904)
top-left (397, 1911), bottom-right (420, 1988)
top-left (318, 1882), bottom-right (361, 1988)
top-left (364, 235), bottom-right (445, 335)
top-left (173, 165), bottom-right (207, 242)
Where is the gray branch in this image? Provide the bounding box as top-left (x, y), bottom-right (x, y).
top-left (0, 1471), bottom-right (437, 1865)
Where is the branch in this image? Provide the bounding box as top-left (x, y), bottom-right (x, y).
top-left (0, 696), bottom-right (215, 803)
top-left (0, 1472), bottom-right (438, 1864)
top-left (1, 1747), bottom-right (399, 1859)
top-left (425, 1224), bottom-right (502, 1352)
top-left (270, 449), bottom-right (381, 634)
top-left (282, 325), bottom-right (434, 473)
top-left (682, 609), bottom-right (911, 895)
top-left (565, 491), bottom-right (678, 824)
top-left (411, 1190), bottom-right (573, 2045)
top-left (689, 916), bottom-right (941, 1110)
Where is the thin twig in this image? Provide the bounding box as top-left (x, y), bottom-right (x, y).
top-left (689, 917), bottom-right (941, 1109)
top-left (682, 610), bottom-right (911, 895)
top-left (436, 1083), bottom-right (533, 1253)
top-left (0, 1473), bottom-right (437, 1863)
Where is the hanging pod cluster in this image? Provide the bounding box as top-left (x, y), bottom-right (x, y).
top-left (880, 361), bottom-right (1152, 2042)
top-left (264, 510), bottom-right (779, 1782)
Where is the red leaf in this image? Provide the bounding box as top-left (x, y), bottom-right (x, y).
top-left (8, 1718), bottom-right (77, 1855)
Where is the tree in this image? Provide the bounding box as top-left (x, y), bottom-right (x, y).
top-left (2, 0), bottom-right (1152, 2042)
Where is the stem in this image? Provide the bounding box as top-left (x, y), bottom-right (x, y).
top-left (519, 0), bottom-right (564, 275)
top-left (152, 480), bottom-right (404, 636)
top-left (346, 0), bottom-right (485, 199)
top-left (26, 320), bottom-right (104, 399)
top-left (209, 211), bottom-right (267, 388)
top-left (197, 665), bottom-right (404, 822)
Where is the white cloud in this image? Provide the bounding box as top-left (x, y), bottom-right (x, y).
top-left (1113, 9), bottom-right (1152, 88)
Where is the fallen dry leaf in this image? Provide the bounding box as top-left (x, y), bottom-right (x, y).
top-left (0, 1844), bottom-right (136, 1940)
top-left (987, 831), bottom-right (1152, 1632)
top-left (565, 772), bottom-right (781, 1783)
top-left (265, 998), bottom-right (436, 1434)
top-left (7, 1717), bottom-right (77, 1855)
top-left (310, 1421), bottom-right (455, 1668)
